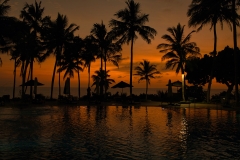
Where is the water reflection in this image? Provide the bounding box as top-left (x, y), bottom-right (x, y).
top-left (179, 108), bottom-right (188, 154)
top-left (0, 106), bottom-right (240, 159)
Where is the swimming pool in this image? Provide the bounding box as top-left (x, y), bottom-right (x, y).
top-left (0, 105), bottom-right (240, 159)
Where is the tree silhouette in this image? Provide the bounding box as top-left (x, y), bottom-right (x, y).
top-left (109, 0), bottom-right (157, 100)
top-left (91, 69), bottom-right (115, 93)
top-left (43, 13), bottom-right (79, 99)
top-left (81, 36), bottom-right (97, 90)
top-left (91, 22), bottom-right (122, 98)
top-left (187, 0), bottom-right (233, 102)
top-left (20, 0), bottom-right (49, 97)
top-left (57, 36), bottom-right (83, 99)
top-left (134, 59), bottom-right (160, 100)
top-left (157, 23), bottom-right (200, 101)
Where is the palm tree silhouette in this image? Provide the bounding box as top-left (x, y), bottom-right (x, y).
top-left (230, 0), bottom-right (240, 105)
top-left (20, 0), bottom-right (49, 97)
top-left (11, 21), bottom-right (45, 99)
top-left (109, 0), bottom-right (157, 100)
top-left (91, 69), bottom-right (115, 94)
top-left (81, 36), bottom-right (97, 91)
top-left (57, 36), bottom-right (83, 99)
top-left (90, 21), bottom-right (122, 98)
top-left (187, 0), bottom-right (233, 102)
top-left (157, 23), bottom-right (200, 101)
top-left (44, 13), bottom-right (79, 99)
top-left (0, 0), bottom-right (18, 61)
top-left (134, 59), bottom-right (160, 100)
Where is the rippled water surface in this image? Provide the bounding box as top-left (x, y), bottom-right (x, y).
top-left (0, 105), bottom-right (240, 159)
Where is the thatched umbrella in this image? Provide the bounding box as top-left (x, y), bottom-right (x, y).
top-left (111, 81), bottom-right (133, 94)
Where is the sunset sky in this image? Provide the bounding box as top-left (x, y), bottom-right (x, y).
top-left (0, 0), bottom-right (237, 90)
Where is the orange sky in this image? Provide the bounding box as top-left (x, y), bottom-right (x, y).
top-left (0, 0), bottom-right (238, 90)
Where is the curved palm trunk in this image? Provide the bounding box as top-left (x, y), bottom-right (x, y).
top-left (145, 80), bottom-right (148, 100)
top-left (104, 56), bottom-right (107, 98)
top-left (78, 70), bottom-right (80, 99)
top-left (232, 0), bottom-right (239, 106)
top-left (130, 36), bottom-right (134, 101)
top-left (50, 57), bottom-right (57, 99)
top-left (21, 60), bottom-right (29, 100)
top-left (12, 59), bottom-right (16, 99)
top-left (207, 23), bottom-right (217, 103)
top-left (100, 55), bottom-right (103, 97)
top-left (225, 83), bottom-right (234, 103)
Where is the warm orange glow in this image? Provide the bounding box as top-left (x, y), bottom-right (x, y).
top-left (0, 0), bottom-right (234, 92)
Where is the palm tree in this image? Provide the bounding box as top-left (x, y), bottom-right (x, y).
top-left (57, 36), bottom-right (83, 99)
top-left (81, 36), bottom-right (97, 90)
top-left (0, 0), bottom-right (10, 48)
top-left (230, 0), bottom-right (240, 105)
top-left (10, 49), bottom-right (21, 99)
top-left (157, 23), bottom-right (200, 101)
top-left (90, 21), bottom-right (122, 97)
top-left (109, 0), bottom-right (157, 100)
top-left (0, 0), bottom-right (20, 98)
top-left (44, 13), bottom-right (79, 99)
top-left (91, 69), bottom-right (115, 93)
top-left (187, 0), bottom-right (233, 102)
top-left (134, 59), bottom-right (160, 100)
top-left (0, 0), bottom-right (18, 59)
top-left (20, 0), bottom-right (48, 97)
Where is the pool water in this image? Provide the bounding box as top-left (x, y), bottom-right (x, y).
top-left (0, 105), bottom-right (240, 159)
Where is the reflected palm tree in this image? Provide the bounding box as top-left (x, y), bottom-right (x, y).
top-left (134, 59), bottom-right (160, 100)
top-left (187, 0), bottom-right (233, 102)
top-left (109, 0), bottom-right (157, 99)
top-left (157, 23), bottom-right (200, 101)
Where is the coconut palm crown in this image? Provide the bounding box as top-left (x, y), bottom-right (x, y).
top-left (134, 59), bottom-right (160, 100)
top-left (157, 23), bottom-right (200, 101)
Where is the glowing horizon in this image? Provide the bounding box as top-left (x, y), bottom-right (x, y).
top-left (0, 0), bottom-right (236, 91)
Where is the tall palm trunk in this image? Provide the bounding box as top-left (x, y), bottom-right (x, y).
top-left (130, 36), bottom-right (134, 100)
top-left (21, 61), bottom-right (28, 99)
top-left (12, 58), bottom-right (16, 99)
top-left (232, 0), bottom-right (239, 106)
top-left (145, 80), bottom-right (148, 100)
top-left (104, 54), bottom-right (107, 98)
top-left (100, 52), bottom-right (103, 97)
top-left (58, 72), bottom-right (61, 96)
top-left (50, 57), bottom-right (57, 99)
top-left (30, 58), bottom-right (33, 98)
top-left (78, 70), bottom-right (80, 99)
top-left (207, 23), bottom-right (217, 102)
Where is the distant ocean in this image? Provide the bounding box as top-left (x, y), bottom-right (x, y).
top-left (0, 86), bottom-right (227, 99)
